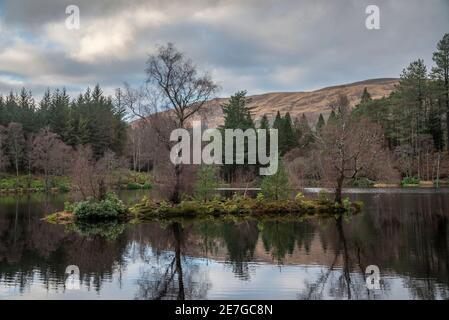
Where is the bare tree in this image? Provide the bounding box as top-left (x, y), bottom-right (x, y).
top-left (126, 43), bottom-right (218, 203)
top-left (29, 128), bottom-right (72, 190)
top-left (127, 123), bottom-right (155, 172)
top-left (71, 146), bottom-right (119, 200)
top-left (6, 122), bottom-right (25, 177)
top-left (314, 94), bottom-right (396, 203)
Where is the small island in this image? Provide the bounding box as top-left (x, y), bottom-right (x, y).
top-left (45, 191), bottom-right (362, 226)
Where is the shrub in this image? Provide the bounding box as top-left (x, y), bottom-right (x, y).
top-left (73, 192), bottom-right (127, 221)
top-left (295, 192), bottom-right (305, 202)
top-left (352, 177), bottom-right (374, 188)
top-left (142, 182), bottom-right (152, 189)
top-left (64, 201), bottom-right (75, 212)
top-left (256, 192), bottom-right (265, 203)
top-left (127, 182), bottom-right (142, 190)
top-left (260, 160), bottom-right (290, 200)
top-left (401, 176), bottom-right (419, 186)
top-left (318, 189), bottom-right (328, 201)
top-left (58, 184), bottom-right (70, 192)
top-left (131, 171), bottom-right (152, 185)
top-left (194, 165), bottom-right (219, 202)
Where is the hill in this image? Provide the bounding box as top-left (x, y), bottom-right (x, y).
top-left (195, 78), bottom-right (398, 127)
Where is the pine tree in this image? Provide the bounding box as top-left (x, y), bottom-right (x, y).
top-left (259, 114), bottom-right (270, 130)
top-left (281, 112), bottom-right (296, 154)
top-left (272, 111), bottom-right (282, 131)
top-left (48, 88), bottom-right (70, 140)
top-left (17, 88), bottom-right (37, 133)
top-left (272, 111), bottom-right (284, 153)
top-left (316, 113), bottom-right (325, 133)
top-left (0, 96), bottom-right (4, 126)
top-left (328, 110), bottom-right (337, 126)
top-left (396, 59), bottom-right (429, 147)
top-left (220, 91), bottom-right (255, 182)
top-left (221, 91), bottom-right (254, 130)
top-left (432, 33), bottom-right (449, 150)
top-left (38, 88), bottom-right (51, 127)
top-left (361, 87), bottom-right (372, 104)
top-left (258, 114), bottom-right (271, 161)
top-left (298, 114), bottom-right (313, 147)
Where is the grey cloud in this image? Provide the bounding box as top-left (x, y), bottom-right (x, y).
top-left (0, 0), bottom-right (447, 99)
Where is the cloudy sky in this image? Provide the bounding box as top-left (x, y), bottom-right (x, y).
top-left (0, 0), bottom-right (448, 98)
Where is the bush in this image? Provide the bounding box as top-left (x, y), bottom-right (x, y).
top-left (127, 182), bottom-right (142, 190)
top-left (194, 165), bottom-right (219, 202)
top-left (295, 192), bottom-right (305, 202)
top-left (260, 160), bottom-right (290, 200)
top-left (142, 182), bottom-right (152, 189)
top-left (401, 176), bottom-right (419, 186)
top-left (318, 189), bottom-right (329, 201)
top-left (73, 192), bottom-right (127, 221)
top-left (352, 177), bottom-right (374, 188)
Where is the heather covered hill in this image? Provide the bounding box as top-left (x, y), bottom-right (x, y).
top-left (196, 78), bottom-right (398, 127)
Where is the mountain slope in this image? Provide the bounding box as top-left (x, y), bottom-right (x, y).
top-left (196, 78), bottom-right (398, 127)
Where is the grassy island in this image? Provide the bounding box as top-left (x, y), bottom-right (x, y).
top-left (44, 192), bottom-right (362, 226)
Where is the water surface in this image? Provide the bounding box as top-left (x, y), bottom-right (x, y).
top-left (0, 190), bottom-right (448, 300)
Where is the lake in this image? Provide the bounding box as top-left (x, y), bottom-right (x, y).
top-left (0, 189), bottom-right (448, 300)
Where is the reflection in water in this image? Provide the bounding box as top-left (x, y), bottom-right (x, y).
top-left (0, 191), bottom-right (449, 299)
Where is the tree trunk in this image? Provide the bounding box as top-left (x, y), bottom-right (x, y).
top-left (335, 174), bottom-right (344, 204)
top-left (98, 179), bottom-right (106, 200)
top-left (436, 151), bottom-right (441, 188)
top-left (446, 80), bottom-right (449, 153)
top-left (171, 164), bottom-right (182, 204)
top-left (15, 153), bottom-right (19, 177)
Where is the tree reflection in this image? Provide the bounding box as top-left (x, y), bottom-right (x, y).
top-left (135, 222), bottom-right (209, 300)
top-left (221, 221), bottom-right (259, 279)
top-left (299, 217), bottom-right (377, 300)
top-left (2, 192), bottom-right (449, 299)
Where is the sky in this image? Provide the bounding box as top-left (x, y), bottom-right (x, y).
top-left (0, 0), bottom-right (448, 99)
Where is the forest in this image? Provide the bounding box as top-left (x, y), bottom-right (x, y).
top-left (0, 34), bottom-right (448, 205)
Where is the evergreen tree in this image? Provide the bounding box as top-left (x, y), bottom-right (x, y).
top-left (298, 114), bottom-right (313, 147)
top-left (258, 114), bottom-right (271, 159)
top-left (259, 114), bottom-right (270, 130)
top-left (395, 59), bottom-right (429, 148)
top-left (260, 160), bottom-right (290, 200)
top-left (272, 111), bottom-right (284, 153)
top-left (272, 111), bottom-right (282, 131)
top-left (360, 87), bottom-right (372, 104)
top-left (328, 109), bottom-right (337, 126)
top-left (281, 112), bottom-right (296, 154)
top-left (194, 165), bottom-right (219, 202)
top-left (48, 88), bottom-right (70, 140)
top-left (316, 113), bottom-right (325, 133)
top-left (0, 96), bottom-right (5, 125)
top-left (220, 91), bottom-right (255, 182)
top-left (432, 33), bottom-right (449, 150)
top-left (221, 91), bottom-right (254, 130)
top-left (38, 88), bottom-right (51, 127)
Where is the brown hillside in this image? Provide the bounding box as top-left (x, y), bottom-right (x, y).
top-left (194, 78), bottom-right (398, 128)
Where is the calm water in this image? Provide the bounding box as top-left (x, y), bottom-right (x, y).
top-left (0, 189), bottom-right (449, 300)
